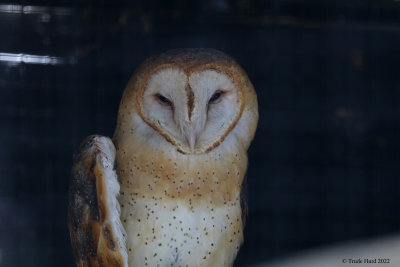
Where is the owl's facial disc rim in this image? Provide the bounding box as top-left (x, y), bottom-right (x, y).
top-left (137, 66), bottom-right (245, 155)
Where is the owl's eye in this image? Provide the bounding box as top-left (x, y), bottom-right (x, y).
top-left (209, 91), bottom-right (223, 104)
top-left (156, 94), bottom-right (172, 106)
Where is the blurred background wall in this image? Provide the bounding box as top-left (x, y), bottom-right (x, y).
top-left (0, 0), bottom-right (400, 266)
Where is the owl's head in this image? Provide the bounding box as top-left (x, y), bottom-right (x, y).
top-left (114, 49), bottom-right (258, 155)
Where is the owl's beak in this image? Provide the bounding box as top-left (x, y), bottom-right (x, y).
top-left (187, 134), bottom-right (196, 151)
top-left (181, 113), bottom-right (206, 151)
top-left (183, 122), bottom-right (199, 151)
top-left (184, 128), bottom-right (197, 151)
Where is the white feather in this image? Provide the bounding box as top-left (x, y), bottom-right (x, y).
top-left (96, 137), bottom-right (128, 267)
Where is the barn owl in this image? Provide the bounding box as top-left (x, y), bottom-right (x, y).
top-left (68, 48), bottom-right (258, 267)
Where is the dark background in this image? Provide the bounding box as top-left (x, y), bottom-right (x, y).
top-left (1, 0), bottom-right (400, 266)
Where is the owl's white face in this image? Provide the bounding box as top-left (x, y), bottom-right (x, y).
top-left (141, 67), bottom-right (240, 154)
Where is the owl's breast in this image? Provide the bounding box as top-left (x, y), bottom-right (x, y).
top-left (116, 141), bottom-right (247, 266)
top-left (119, 196), bottom-right (243, 267)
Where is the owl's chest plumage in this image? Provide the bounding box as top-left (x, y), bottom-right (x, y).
top-left (119, 197), bottom-right (242, 267)
top-left (116, 143), bottom-right (247, 267)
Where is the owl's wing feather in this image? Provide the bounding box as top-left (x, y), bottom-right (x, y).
top-left (68, 135), bottom-right (128, 267)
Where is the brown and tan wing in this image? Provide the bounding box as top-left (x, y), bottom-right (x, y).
top-left (68, 135), bottom-right (128, 267)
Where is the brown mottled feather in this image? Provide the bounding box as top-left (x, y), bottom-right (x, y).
top-left (68, 135), bottom-right (124, 267)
